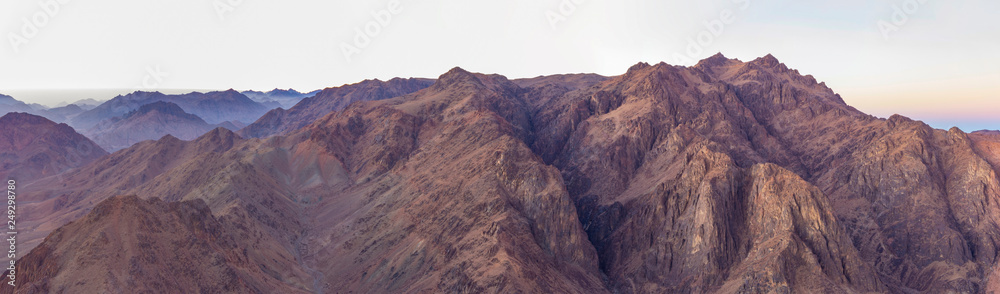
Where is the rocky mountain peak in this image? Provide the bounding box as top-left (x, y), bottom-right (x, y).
top-left (434, 66), bottom-right (483, 88)
top-left (697, 52), bottom-right (732, 67)
top-left (12, 56), bottom-right (1000, 293)
top-left (753, 53), bottom-right (781, 67)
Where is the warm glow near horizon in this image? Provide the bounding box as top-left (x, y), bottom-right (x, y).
top-left (1, 0), bottom-right (997, 130)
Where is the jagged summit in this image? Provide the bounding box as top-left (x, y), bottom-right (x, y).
top-left (694, 52), bottom-right (741, 70)
top-left (434, 66), bottom-right (484, 87)
top-left (192, 126), bottom-right (243, 153)
top-left (747, 53), bottom-right (789, 71)
top-left (627, 62), bottom-right (652, 72)
top-left (11, 58), bottom-right (1000, 293)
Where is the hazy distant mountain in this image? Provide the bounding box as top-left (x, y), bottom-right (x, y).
top-left (242, 88), bottom-right (321, 109)
top-left (12, 56), bottom-right (1000, 293)
top-left (70, 89), bottom-right (273, 130)
top-left (84, 101), bottom-right (221, 152)
top-left (0, 94), bottom-right (90, 123)
top-left (47, 104), bottom-right (87, 119)
top-left (56, 98), bottom-right (104, 110)
top-left (0, 94), bottom-right (39, 114)
top-left (0, 113), bottom-right (107, 183)
top-left (238, 78), bottom-right (434, 138)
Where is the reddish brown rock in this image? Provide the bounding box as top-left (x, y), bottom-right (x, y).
top-left (971, 130), bottom-right (1000, 177)
top-left (11, 56), bottom-right (1000, 293)
top-left (238, 78), bottom-right (434, 138)
top-left (5, 195), bottom-right (310, 294)
top-left (0, 113), bottom-right (107, 183)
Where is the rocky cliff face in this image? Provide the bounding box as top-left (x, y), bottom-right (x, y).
top-left (971, 131), bottom-right (1000, 177)
top-left (8, 56), bottom-right (1000, 293)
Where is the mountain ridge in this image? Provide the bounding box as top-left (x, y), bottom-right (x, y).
top-left (83, 101), bottom-right (234, 152)
top-left (7, 54), bottom-right (1000, 293)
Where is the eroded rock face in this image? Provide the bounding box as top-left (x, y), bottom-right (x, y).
top-left (971, 130), bottom-right (1000, 178)
top-left (9, 56), bottom-right (1000, 293)
top-left (297, 68), bottom-right (605, 292)
top-left (532, 54), bottom-right (1000, 292)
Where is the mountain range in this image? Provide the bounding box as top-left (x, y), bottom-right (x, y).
top-left (83, 101), bottom-right (237, 152)
top-left (4, 54), bottom-right (1000, 293)
top-left (237, 78), bottom-right (435, 139)
top-left (69, 90), bottom-right (272, 131)
top-left (242, 88), bottom-right (321, 109)
top-left (0, 95), bottom-right (92, 124)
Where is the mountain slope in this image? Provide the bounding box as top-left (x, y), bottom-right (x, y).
top-left (10, 56), bottom-right (1000, 293)
top-left (85, 101), bottom-right (219, 151)
top-left (0, 113), bottom-right (107, 183)
top-left (238, 78), bottom-right (434, 138)
top-left (16, 128), bottom-right (245, 252)
top-left (971, 130), bottom-right (1000, 177)
top-left (532, 54), bottom-right (1000, 292)
top-left (11, 195), bottom-right (310, 293)
top-left (86, 101), bottom-right (220, 152)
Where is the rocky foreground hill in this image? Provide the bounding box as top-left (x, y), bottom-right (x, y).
top-left (0, 113), bottom-right (107, 183)
top-left (6, 54), bottom-right (1000, 293)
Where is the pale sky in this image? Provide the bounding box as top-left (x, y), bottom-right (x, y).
top-left (1, 0), bottom-right (998, 130)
